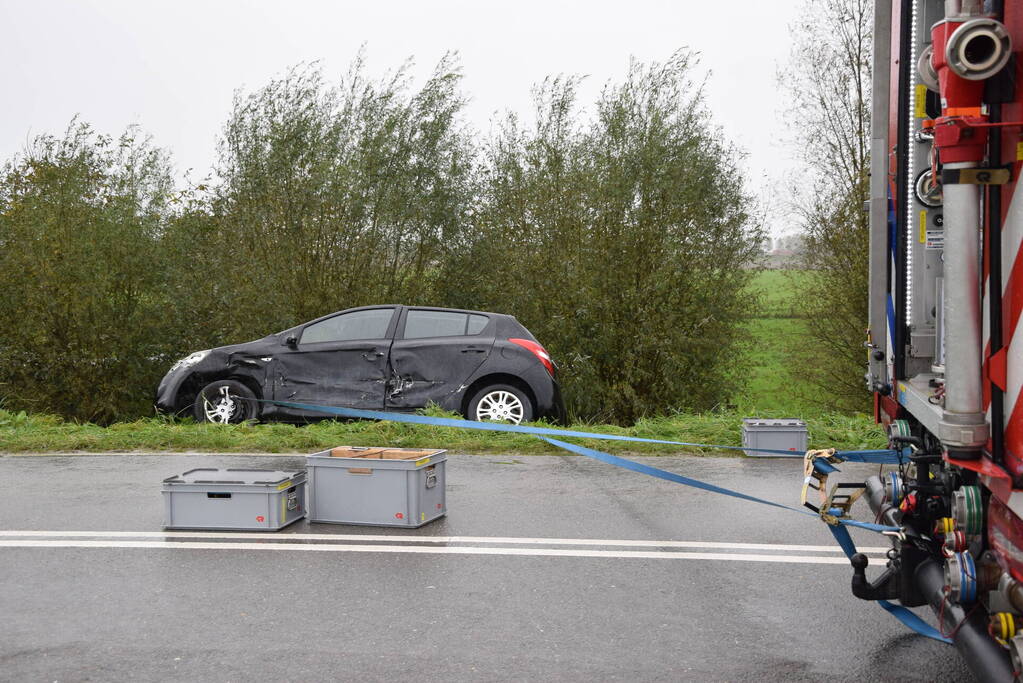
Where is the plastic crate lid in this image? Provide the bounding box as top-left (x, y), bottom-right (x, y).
top-left (162, 468), bottom-right (302, 485)
top-left (741, 418), bottom-right (806, 427)
top-left (327, 446), bottom-right (446, 460)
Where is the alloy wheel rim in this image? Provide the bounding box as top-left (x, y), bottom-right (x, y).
top-left (204, 395), bottom-right (236, 423)
top-left (476, 390), bottom-right (524, 424)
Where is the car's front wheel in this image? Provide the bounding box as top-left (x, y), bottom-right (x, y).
top-left (467, 384), bottom-right (533, 425)
top-left (193, 379), bottom-right (257, 424)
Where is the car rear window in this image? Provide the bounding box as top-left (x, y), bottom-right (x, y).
top-left (404, 310), bottom-right (489, 339)
top-left (301, 308), bottom-right (393, 344)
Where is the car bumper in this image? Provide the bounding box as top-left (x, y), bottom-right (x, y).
top-left (155, 369), bottom-right (192, 415)
top-left (520, 364), bottom-right (566, 424)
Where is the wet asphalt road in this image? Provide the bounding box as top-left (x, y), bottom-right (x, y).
top-left (0, 453), bottom-right (973, 682)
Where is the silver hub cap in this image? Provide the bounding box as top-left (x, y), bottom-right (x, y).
top-left (475, 390), bottom-right (524, 424)
top-left (203, 387), bottom-right (237, 424)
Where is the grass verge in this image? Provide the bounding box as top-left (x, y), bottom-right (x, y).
top-left (0, 408), bottom-right (885, 456)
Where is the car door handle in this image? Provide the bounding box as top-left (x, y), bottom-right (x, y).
top-left (362, 351), bottom-right (385, 361)
top-left (460, 348), bottom-right (485, 353)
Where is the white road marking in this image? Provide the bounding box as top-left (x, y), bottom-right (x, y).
top-left (0, 539), bottom-right (857, 564)
top-left (0, 530), bottom-right (889, 554)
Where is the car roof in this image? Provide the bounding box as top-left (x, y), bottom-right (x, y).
top-left (401, 305), bottom-right (509, 317)
top-left (337, 304), bottom-right (510, 318)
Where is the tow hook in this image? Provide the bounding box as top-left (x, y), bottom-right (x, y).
top-left (851, 553), bottom-right (902, 601)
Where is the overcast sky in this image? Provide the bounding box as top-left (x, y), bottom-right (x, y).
top-left (1, 0), bottom-right (805, 236)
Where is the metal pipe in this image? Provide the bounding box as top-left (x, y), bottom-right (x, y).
top-left (1000, 574), bottom-right (1023, 615)
top-left (916, 559), bottom-right (1014, 681)
top-left (945, 0), bottom-right (982, 17)
top-left (939, 161), bottom-right (989, 453)
top-left (943, 162), bottom-right (983, 415)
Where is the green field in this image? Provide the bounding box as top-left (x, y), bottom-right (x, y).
top-left (735, 270), bottom-right (819, 416)
top-left (0, 269), bottom-right (884, 455)
top-left (744, 269), bottom-right (809, 319)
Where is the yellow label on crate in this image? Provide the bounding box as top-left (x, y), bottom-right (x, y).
top-left (277, 480), bottom-right (292, 490)
top-left (915, 85), bottom-right (928, 119)
top-left (919, 210), bottom-right (927, 243)
top-left (1017, 141), bottom-right (1023, 161)
top-left (415, 457), bottom-right (430, 467)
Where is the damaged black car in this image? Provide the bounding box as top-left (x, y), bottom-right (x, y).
top-left (156, 305), bottom-right (565, 426)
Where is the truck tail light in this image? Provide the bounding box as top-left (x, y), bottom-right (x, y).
top-left (509, 338), bottom-right (555, 376)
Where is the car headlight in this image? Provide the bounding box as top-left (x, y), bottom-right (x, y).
top-left (170, 350), bottom-right (210, 372)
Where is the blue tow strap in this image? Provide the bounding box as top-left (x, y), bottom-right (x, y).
top-left (253, 397), bottom-right (948, 643)
top-left (543, 437), bottom-right (808, 514)
top-left (548, 437), bottom-right (948, 643)
top-left (260, 399), bottom-right (904, 460)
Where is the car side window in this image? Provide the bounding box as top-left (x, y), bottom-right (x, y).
top-left (467, 314), bottom-right (489, 334)
top-left (403, 310), bottom-right (477, 339)
top-left (300, 308), bottom-right (394, 344)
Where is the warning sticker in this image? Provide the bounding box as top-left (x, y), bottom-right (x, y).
top-left (926, 229), bottom-right (944, 250)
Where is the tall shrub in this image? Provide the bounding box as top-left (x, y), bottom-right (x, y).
top-left (0, 122), bottom-right (176, 422)
top-left (440, 53), bottom-right (762, 423)
top-left (200, 56), bottom-right (475, 342)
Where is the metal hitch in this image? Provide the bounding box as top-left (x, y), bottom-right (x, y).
top-left (850, 553), bottom-right (901, 601)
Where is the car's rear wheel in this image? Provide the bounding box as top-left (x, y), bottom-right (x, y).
top-left (193, 380), bottom-right (257, 424)
top-left (467, 384), bottom-right (533, 424)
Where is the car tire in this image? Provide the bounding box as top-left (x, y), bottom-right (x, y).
top-left (193, 379), bottom-right (258, 424)
top-left (467, 384), bottom-right (533, 424)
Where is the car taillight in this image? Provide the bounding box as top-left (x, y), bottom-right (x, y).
top-left (509, 338), bottom-right (555, 376)
top-left (989, 496), bottom-right (1023, 582)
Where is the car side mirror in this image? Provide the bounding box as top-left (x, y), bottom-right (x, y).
top-left (285, 335), bottom-right (298, 348)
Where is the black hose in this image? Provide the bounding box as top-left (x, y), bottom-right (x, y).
top-left (915, 560), bottom-right (1014, 681)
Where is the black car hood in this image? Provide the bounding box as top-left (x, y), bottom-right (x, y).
top-left (200, 333), bottom-right (289, 366)
top-left (213, 334), bottom-right (284, 356)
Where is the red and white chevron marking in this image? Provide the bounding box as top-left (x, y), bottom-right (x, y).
top-left (995, 161), bottom-right (1023, 479)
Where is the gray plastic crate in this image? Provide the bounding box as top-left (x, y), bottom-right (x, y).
top-left (741, 419), bottom-right (807, 458)
top-left (162, 468), bottom-right (306, 530)
top-left (307, 447), bottom-right (447, 528)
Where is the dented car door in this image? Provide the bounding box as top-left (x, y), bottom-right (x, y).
top-left (386, 308), bottom-right (494, 410)
top-left (275, 307), bottom-right (397, 410)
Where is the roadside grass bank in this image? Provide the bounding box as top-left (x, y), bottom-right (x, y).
top-left (0, 408), bottom-right (885, 456)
